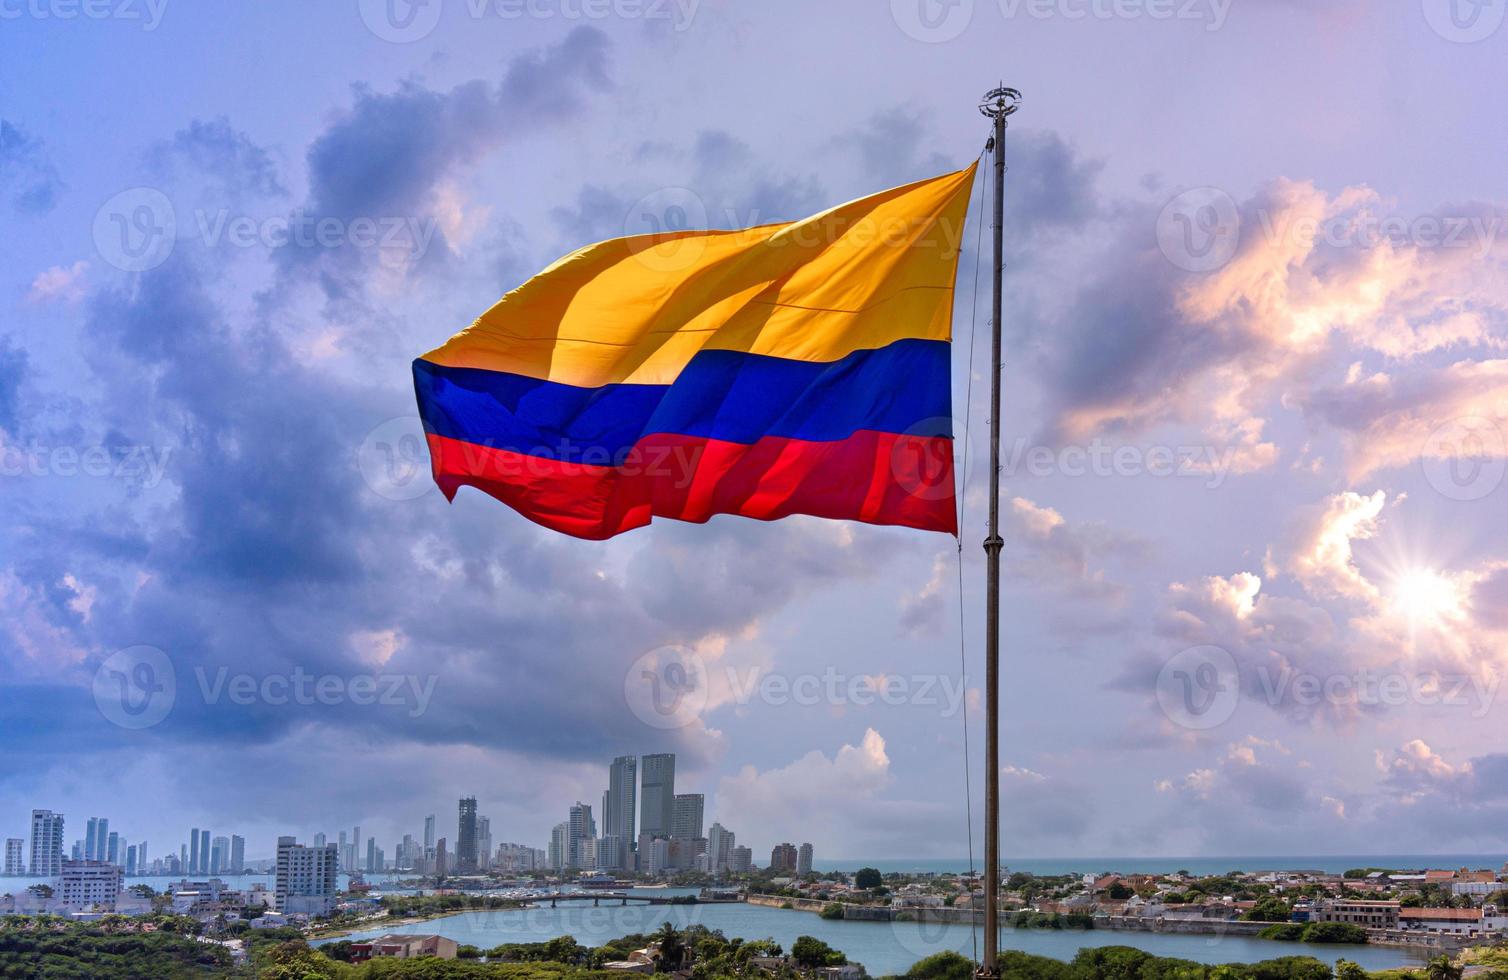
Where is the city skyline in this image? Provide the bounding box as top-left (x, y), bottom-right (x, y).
top-left (2, 750), bottom-right (823, 874)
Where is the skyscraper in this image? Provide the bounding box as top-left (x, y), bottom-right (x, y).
top-left (671, 794), bottom-right (704, 841)
top-left (606, 755), bottom-right (637, 843)
top-left (424, 814), bottom-right (436, 851)
top-left (567, 802), bottom-right (595, 869)
top-left (770, 842), bottom-right (798, 872)
top-left (85, 817), bottom-right (102, 862)
top-left (199, 830), bottom-right (210, 874)
top-left (639, 753), bottom-right (675, 839)
top-left (189, 828), bottom-right (200, 875)
top-left (797, 842), bottom-right (814, 875)
top-left (456, 797), bottom-right (478, 873)
top-left (106, 831), bottom-right (120, 866)
top-left (707, 823), bottom-right (735, 873)
top-left (549, 823), bottom-right (567, 871)
top-left (211, 836), bottom-right (229, 875)
top-left (4, 839), bottom-right (25, 876)
top-left (29, 810), bottom-right (64, 876)
top-left (229, 836), bottom-right (243, 874)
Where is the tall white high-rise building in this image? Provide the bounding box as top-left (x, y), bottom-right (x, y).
top-left (211, 836), bottom-right (229, 874)
top-left (797, 842), bottom-right (814, 875)
top-left (671, 794), bottom-right (704, 841)
top-left (731, 845), bottom-right (753, 872)
top-left (230, 836), bottom-right (244, 873)
top-left (548, 823), bottom-right (568, 871)
top-left (3, 839), bottom-right (23, 876)
top-left (29, 810), bottom-right (64, 877)
top-left (424, 815), bottom-right (436, 851)
top-left (275, 836), bottom-right (338, 917)
top-left (567, 802), bottom-right (596, 869)
top-left (639, 753), bottom-right (675, 839)
top-left (707, 823), bottom-right (735, 873)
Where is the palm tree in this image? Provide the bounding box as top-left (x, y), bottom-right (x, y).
top-left (1426, 954), bottom-right (1463, 980)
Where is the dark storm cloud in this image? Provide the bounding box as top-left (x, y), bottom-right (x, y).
top-left (148, 117), bottom-right (286, 200)
top-left (0, 335), bottom-right (27, 433)
top-left (0, 120), bottom-right (64, 214)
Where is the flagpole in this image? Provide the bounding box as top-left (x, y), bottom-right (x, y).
top-left (977, 84), bottom-right (1020, 980)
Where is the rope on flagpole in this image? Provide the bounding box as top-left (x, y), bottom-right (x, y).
top-left (955, 144), bottom-right (989, 967)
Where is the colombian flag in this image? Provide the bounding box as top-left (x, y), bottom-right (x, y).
top-left (413, 165), bottom-right (976, 540)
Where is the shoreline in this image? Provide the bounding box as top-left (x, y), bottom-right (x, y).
top-left (746, 894), bottom-right (1445, 959)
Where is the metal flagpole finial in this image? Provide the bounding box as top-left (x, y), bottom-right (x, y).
top-left (978, 86), bottom-right (1022, 120)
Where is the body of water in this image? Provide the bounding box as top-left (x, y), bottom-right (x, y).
top-left (325, 892), bottom-right (1429, 976)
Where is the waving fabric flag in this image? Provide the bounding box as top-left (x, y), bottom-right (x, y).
top-left (413, 165), bottom-right (976, 540)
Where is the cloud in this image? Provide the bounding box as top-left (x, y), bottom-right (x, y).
top-left (715, 729), bottom-right (927, 854)
top-left (1277, 490), bottom-right (1386, 601)
top-left (0, 120), bottom-right (64, 214)
top-left (0, 336), bottom-right (26, 434)
top-left (276, 27), bottom-right (611, 298)
top-left (1036, 178), bottom-right (1508, 484)
top-left (25, 261), bottom-right (89, 305)
top-left (1302, 359), bottom-right (1508, 480)
top-left (148, 117), bottom-right (286, 200)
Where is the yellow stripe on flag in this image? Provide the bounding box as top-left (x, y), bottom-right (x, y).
top-left (423, 165), bottom-right (978, 387)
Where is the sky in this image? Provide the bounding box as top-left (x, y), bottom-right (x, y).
top-left (2, 0), bottom-right (1507, 865)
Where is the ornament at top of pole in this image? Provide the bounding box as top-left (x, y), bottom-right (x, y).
top-left (978, 86), bottom-right (1022, 122)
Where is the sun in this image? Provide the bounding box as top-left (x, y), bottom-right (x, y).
top-left (1390, 567), bottom-right (1463, 626)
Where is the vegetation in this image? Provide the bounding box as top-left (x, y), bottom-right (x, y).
top-left (892, 946), bottom-right (1396, 980)
top-left (854, 868), bottom-right (883, 890)
top-left (819, 903), bottom-right (845, 920)
top-left (1243, 898), bottom-right (1292, 923)
top-left (1258, 922), bottom-right (1367, 945)
top-left (0, 916), bottom-right (230, 979)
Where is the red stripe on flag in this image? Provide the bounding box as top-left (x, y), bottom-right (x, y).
top-left (426, 430), bottom-right (957, 541)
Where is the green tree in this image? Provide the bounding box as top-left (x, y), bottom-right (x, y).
top-left (1301, 922), bottom-right (1368, 944)
top-left (791, 935), bottom-right (846, 969)
top-left (655, 922), bottom-right (685, 971)
top-left (1427, 954), bottom-right (1464, 980)
top-left (1244, 896), bottom-right (1292, 922)
top-left (904, 951), bottom-right (976, 980)
top-left (855, 867), bottom-right (883, 890)
top-left (1336, 959), bottom-right (1368, 980)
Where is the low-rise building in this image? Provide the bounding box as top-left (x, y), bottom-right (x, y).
top-left (350, 934), bottom-right (460, 961)
top-left (57, 860), bottom-right (123, 912)
top-left (1400, 907), bottom-right (1484, 935)
top-left (1313, 899), bottom-right (1401, 929)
